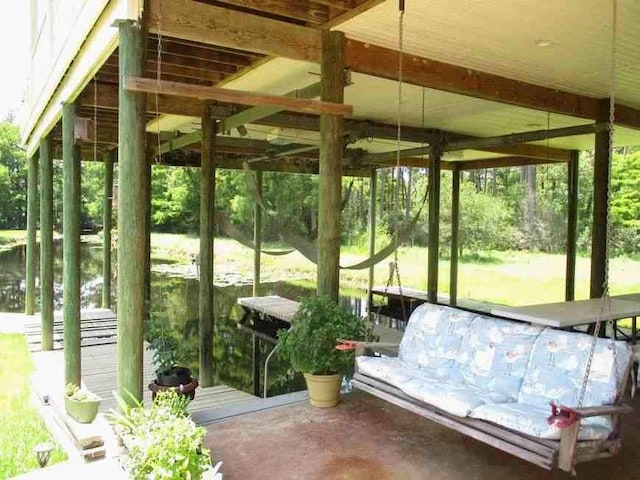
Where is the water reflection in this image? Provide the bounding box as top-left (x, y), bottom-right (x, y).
top-left (0, 242), bottom-right (368, 397)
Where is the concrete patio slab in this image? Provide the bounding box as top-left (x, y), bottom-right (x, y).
top-left (205, 390), bottom-right (640, 480)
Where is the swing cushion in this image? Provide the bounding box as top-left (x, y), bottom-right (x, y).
top-left (456, 316), bottom-right (543, 401)
top-left (472, 328), bottom-right (631, 440)
top-left (469, 403), bottom-right (612, 440)
top-left (397, 303), bottom-right (475, 380)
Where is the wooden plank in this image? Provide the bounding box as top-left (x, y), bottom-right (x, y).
top-left (124, 77), bottom-right (352, 116)
top-left (199, 107), bottom-right (216, 387)
top-left (116, 20), bottom-right (148, 405)
top-left (566, 151), bottom-right (579, 301)
top-left (148, 0), bottom-right (321, 62)
top-left (212, 0), bottom-right (329, 25)
top-left (40, 135), bottom-right (54, 350)
top-left (317, 30), bottom-right (345, 300)
top-left (453, 156), bottom-right (564, 171)
top-left (345, 39), bottom-right (640, 130)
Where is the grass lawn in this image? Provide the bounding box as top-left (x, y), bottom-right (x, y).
top-left (150, 233), bottom-right (640, 307)
top-left (0, 334), bottom-right (66, 478)
top-left (0, 230), bottom-right (27, 252)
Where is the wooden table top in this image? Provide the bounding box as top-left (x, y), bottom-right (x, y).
top-left (491, 297), bottom-right (640, 328)
top-left (237, 295), bottom-right (300, 323)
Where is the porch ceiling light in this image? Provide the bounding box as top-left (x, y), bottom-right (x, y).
top-left (535, 39), bottom-right (554, 48)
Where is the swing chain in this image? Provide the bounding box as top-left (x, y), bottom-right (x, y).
top-left (577, 0), bottom-right (618, 409)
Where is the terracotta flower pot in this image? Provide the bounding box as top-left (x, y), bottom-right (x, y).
top-left (303, 373), bottom-right (343, 408)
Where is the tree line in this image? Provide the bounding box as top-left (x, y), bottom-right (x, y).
top-left (1, 120), bottom-right (638, 258)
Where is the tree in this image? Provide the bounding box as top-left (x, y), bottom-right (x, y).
top-left (0, 121), bottom-right (27, 229)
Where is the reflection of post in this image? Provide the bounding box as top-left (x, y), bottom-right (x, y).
top-left (253, 171), bottom-right (262, 297)
top-left (252, 335), bottom-right (260, 397)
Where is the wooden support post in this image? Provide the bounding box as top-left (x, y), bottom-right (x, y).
top-left (449, 165), bottom-right (460, 306)
top-left (102, 150), bottom-right (114, 309)
top-left (367, 169), bottom-right (377, 319)
top-left (590, 105), bottom-right (611, 299)
top-left (62, 102), bottom-right (81, 386)
top-left (253, 171), bottom-right (262, 297)
top-left (25, 153), bottom-right (38, 315)
top-left (39, 136), bottom-right (54, 350)
top-left (199, 106), bottom-right (215, 387)
top-left (252, 335), bottom-right (260, 397)
top-left (317, 30), bottom-right (345, 300)
top-left (427, 141), bottom-right (443, 303)
top-left (565, 150), bottom-right (579, 301)
top-left (116, 19), bottom-right (147, 404)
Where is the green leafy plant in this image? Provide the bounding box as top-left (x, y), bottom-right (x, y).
top-left (107, 390), bottom-right (214, 480)
top-left (277, 296), bottom-right (372, 376)
top-left (65, 383), bottom-right (99, 402)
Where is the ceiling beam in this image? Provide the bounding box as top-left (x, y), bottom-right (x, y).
top-left (451, 156), bottom-right (566, 171)
top-left (124, 76), bottom-right (353, 116)
top-left (148, 0), bottom-right (321, 62)
top-left (345, 40), bottom-right (640, 130)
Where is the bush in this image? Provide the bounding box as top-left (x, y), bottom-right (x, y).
top-left (108, 390), bottom-right (215, 479)
top-left (276, 296), bottom-right (372, 376)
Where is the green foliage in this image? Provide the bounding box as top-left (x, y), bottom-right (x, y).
top-left (0, 122), bottom-right (27, 229)
top-left (146, 313), bottom-right (189, 372)
top-left (276, 296), bottom-right (372, 376)
top-left (610, 150), bottom-right (640, 255)
top-left (153, 389), bottom-right (191, 417)
top-left (108, 390), bottom-right (213, 480)
top-left (65, 383), bottom-right (99, 402)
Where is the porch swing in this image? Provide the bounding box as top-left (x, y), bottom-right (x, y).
top-left (347, 0), bottom-right (635, 474)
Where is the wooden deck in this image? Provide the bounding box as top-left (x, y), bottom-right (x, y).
top-left (24, 308), bottom-right (118, 350)
top-left (26, 308), bottom-right (256, 413)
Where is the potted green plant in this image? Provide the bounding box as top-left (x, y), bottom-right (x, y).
top-left (146, 318), bottom-right (198, 399)
top-left (64, 383), bottom-right (101, 423)
top-left (277, 295), bottom-right (372, 408)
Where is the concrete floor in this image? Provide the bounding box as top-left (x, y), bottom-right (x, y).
top-left (205, 390), bottom-right (640, 480)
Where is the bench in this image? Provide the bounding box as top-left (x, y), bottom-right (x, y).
top-left (352, 302), bottom-right (634, 474)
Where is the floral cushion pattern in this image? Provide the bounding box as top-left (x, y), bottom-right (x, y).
top-left (518, 328), bottom-right (631, 409)
top-left (398, 303), bottom-right (475, 379)
top-left (456, 316), bottom-right (543, 400)
top-left (400, 377), bottom-right (512, 417)
top-left (356, 356), bottom-right (416, 388)
top-left (469, 402), bottom-right (612, 441)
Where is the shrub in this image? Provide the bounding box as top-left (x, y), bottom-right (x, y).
top-left (276, 296), bottom-right (372, 376)
top-left (108, 390), bottom-right (214, 479)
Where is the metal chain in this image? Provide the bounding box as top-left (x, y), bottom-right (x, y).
top-left (578, 0), bottom-right (618, 407)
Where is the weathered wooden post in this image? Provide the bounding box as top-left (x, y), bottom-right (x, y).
top-left (590, 104), bottom-right (610, 300)
top-left (199, 106), bottom-right (215, 387)
top-left (39, 135), bottom-right (54, 350)
top-left (449, 165), bottom-right (460, 306)
top-left (317, 30), bottom-right (345, 300)
top-left (25, 152), bottom-right (38, 316)
top-left (62, 102), bottom-right (81, 386)
top-left (253, 171), bottom-right (263, 297)
top-left (102, 149), bottom-right (115, 309)
top-left (565, 150), bottom-right (579, 301)
top-left (116, 19), bottom-right (148, 404)
top-left (427, 140), bottom-right (443, 303)
top-left (367, 169), bottom-right (377, 318)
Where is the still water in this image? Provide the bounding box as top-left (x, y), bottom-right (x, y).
top-left (0, 241), bottom-right (367, 397)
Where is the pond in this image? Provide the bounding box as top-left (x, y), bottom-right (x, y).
top-left (0, 241), bottom-right (368, 397)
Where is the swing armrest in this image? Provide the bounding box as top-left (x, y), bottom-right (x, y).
top-left (572, 404), bottom-right (633, 418)
top-left (355, 342), bottom-right (400, 356)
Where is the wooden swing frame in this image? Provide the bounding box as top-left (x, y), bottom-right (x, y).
top-left (351, 342), bottom-right (634, 474)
